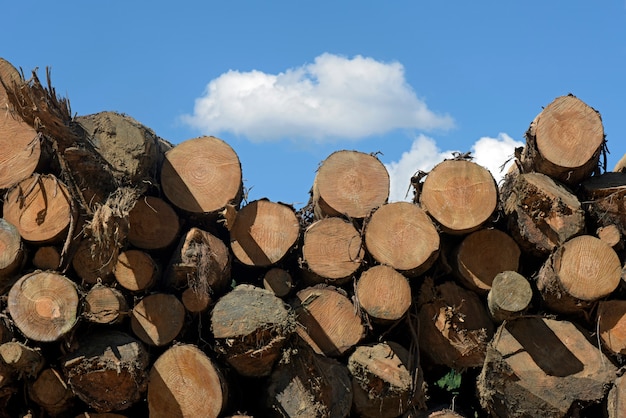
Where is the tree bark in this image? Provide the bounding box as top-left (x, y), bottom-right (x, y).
top-left (127, 195), bottom-right (180, 250)
top-left (355, 264), bottom-right (412, 323)
top-left (160, 136), bottom-right (242, 214)
top-left (579, 172), bottom-right (626, 237)
top-left (148, 343), bottom-right (228, 418)
top-left (0, 341), bottom-right (44, 380)
top-left (520, 94), bottom-right (605, 186)
top-left (487, 271), bottom-right (533, 323)
top-left (83, 283), bottom-right (128, 325)
top-left (312, 150), bottom-right (389, 219)
top-left (0, 218), bottom-right (24, 283)
top-left (420, 159), bottom-right (498, 234)
top-left (607, 373), bottom-right (626, 418)
top-left (301, 217), bottom-right (363, 285)
top-left (364, 202), bottom-right (439, 277)
top-left (130, 293), bottom-right (185, 347)
top-left (113, 250), bottom-right (158, 292)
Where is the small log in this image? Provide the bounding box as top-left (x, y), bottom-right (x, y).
top-left (130, 293), bottom-right (185, 346)
top-left (487, 271), bottom-right (533, 323)
top-left (417, 279), bottom-right (494, 369)
top-left (420, 159), bottom-right (498, 234)
top-left (263, 267), bottom-right (293, 297)
top-left (83, 283), bottom-right (128, 325)
top-left (536, 235), bottom-right (621, 314)
top-left (312, 150), bottom-right (389, 219)
top-left (147, 343), bottom-right (228, 418)
top-left (3, 174), bottom-right (74, 244)
top-left (301, 217), bottom-right (363, 284)
top-left (355, 265), bottom-right (412, 323)
top-left (32, 246), bottom-right (61, 271)
top-left (229, 199), bottom-right (300, 268)
top-left (114, 249), bottom-right (158, 292)
top-left (454, 228), bottom-right (520, 293)
top-left (580, 172), bottom-right (626, 237)
top-left (364, 202), bottom-right (439, 276)
top-left (608, 373), bottom-right (626, 418)
top-left (478, 317), bottom-right (616, 418)
top-left (0, 218), bottom-right (24, 281)
top-left (348, 341), bottom-right (422, 418)
top-left (266, 343), bottom-right (352, 418)
top-left (28, 368), bottom-right (74, 417)
top-left (160, 136), bottom-right (242, 214)
top-left (72, 237), bottom-right (116, 285)
top-left (211, 284), bottom-right (293, 377)
top-left (127, 195), bottom-right (180, 250)
top-left (520, 94), bottom-right (604, 186)
top-left (597, 300), bottom-right (626, 356)
top-left (63, 331), bottom-right (149, 413)
top-left (501, 172), bottom-right (585, 256)
top-left (181, 287), bottom-right (211, 313)
top-left (596, 224), bottom-right (622, 249)
top-left (0, 341), bottom-right (44, 379)
top-left (294, 285), bottom-right (364, 357)
top-left (8, 271), bottom-right (79, 342)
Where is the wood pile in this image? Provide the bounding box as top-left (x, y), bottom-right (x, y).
top-left (0, 57), bottom-right (625, 418)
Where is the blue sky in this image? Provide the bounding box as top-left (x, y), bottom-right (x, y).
top-left (4, 2), bottom-right (626, 207)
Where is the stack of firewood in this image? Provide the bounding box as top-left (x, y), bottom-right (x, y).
top-left (1, 56), bottom-right (626, 418)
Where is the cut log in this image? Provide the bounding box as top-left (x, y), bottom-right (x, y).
top-left (597, 224), bottom-right (622, 249)
top-left (417, 279), bottom-right (494, 369)
top-left (301, 217), bottom-right (364, 284)
top-left (8, 271), bottom-right (78, 342)
top-left (160, 136), bottom-right (242, 214)
top-left (454, 228), bottom-right (520, 293)
top-left (294, 285), bottom-right (364, 357)
top-left (579, 172), bottom-right (626, 237)
top-left (83, 283), bottom-right (128, 325)
top-left (181, 287), bottom-right (211, 313)
top-left (501, 172), bottom-right (585, 256)
top-left (0, 341), bottom-right (44, 379)
top-left (114, 250), bottom-right (158, 292)
top-left (487, 271), bottom-right (533, 323)
top-left (32, 245), bottom-right (60, 271)
top-left (520, 94), bottom-right (604, 186)
top-left (28, 368), bottom-right (74, 417)
top-left (536, 235), bottom-right (621, 314)
top-left (355, 265), bottom-right (412, 323)
top-left (266, 343), bottom-right (352, 418)
top-left (63, 331), bottom-right (149, 413)
top-left (348, 341), bottom-right (422, 418)
top-left (608, 373), bottom-right (626, 418)
top-left (364, 201), bottom-right (440, 277)
top-left (312, 150), bottom-right (389, 219)
top-left (229, 200), bottom-right (300, 268)
top-left (420, 159), bottom-right (498, 234)
top-left (0, 218), bottom-right (24, 282)
top-left (147, 343), bottom-right (228, 418)
top-left (211, 284), bottom-right (293, 377)
top-left (478, 317), bottom-right (616, 418)
top-left (130, 293), bottom-right (185, 346)
top-left (597, 300), bottom-right (626, 356)
top-left (3, 174), bottom-right (74, 244)
top-left (0, 58), bottom-right (41, 190)
top-left (263, 267), bottom-right (293, 297)
top-left (127, 195), bottom-right (180, 250)
top-left (72, 237), bottom-right (116, 285)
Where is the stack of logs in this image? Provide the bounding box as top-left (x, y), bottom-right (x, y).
top-left (1, 56), bottom-right (626, 418)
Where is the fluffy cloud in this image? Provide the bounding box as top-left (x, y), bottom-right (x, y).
top-left (182, 53), bottom-right (454, 141)
top-left (385, 133), bottom-right (523, 202)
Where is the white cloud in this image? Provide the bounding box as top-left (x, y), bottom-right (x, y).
top-left (182, 53), bottom-right (454, 142)
top-left (385, 133), bottom-right (523, 202)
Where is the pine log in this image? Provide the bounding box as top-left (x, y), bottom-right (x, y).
top-left (312, 149), bottom-right (389, 219)
top-left (28, 368), bottom-right (74, 417)
top-left (211, 284), bottom-right (294, 377)
top-left (454, 228), bottom-right (520, 293)
top-left (32, 245), bottom-right (61, 271)
top-left (127, 195), bottom-right (180, 250)
top-left (0, 218), bottom-right (24, 282)
top-left (8, 271), bottom-right (78, 342)
top-left (501, 172), bottom-right (585, 256)
top-left (266, 343), bottom-right (352, 418)
top-left (477, 317), bottom-right (616, 418)
top-left (3, 174), bottom-right (74, 244)
top-left (487, 271), bottom-right (533, 323)
top-left (0, 58), bottom-right (41, 190)
top-left (229, 199), bottom-right (300, 268)
top-left (147, 343), bottom-right (228, 418)
top-left (181, 287), bottom-right (212, 313)
top-left (614, 153), bottom-right (626, 173)
top-left (348, 341), bottom-right (422, 418)
top-left (301, 217), bottom-right (363, 284)
top-left (160, 136), bottom-right (242, 214)
top-left (164, 227), bottom-right (231, 297)
top-left (0, 341), bottom-right (44, 379)
top-left (580, 172), bottom-right (626, 237)
top-left (72, 237), bottom-right (116, 285)
top-left (62, 331), bottom-right (149, 413)
top-left (83, 283), bottom-right (128, 325)
top-left (597, 300), bottom-right (626, 356)
top-left (294, 285), bottom-right (364, 357)
top-left (114, 249), bottom-right (158, 292)
top-left (417, 279), bottom-right (494, 369)
top-left (607, 373), bottom-right (626, 418)
top-left (355, 264), bottom-right (412, 323)
top-left (536, 235), bottom-right (621, 314)
top-left (520, 94), bottom-right (604, 186)
top-left (130, 293), bottom-right (185, 346)
top-left (263, 267), bottom-right (293, 297)
top-left (364, 201), bottom-right (440, 276)
top-left (420, 159), bottom-right (498, 234)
